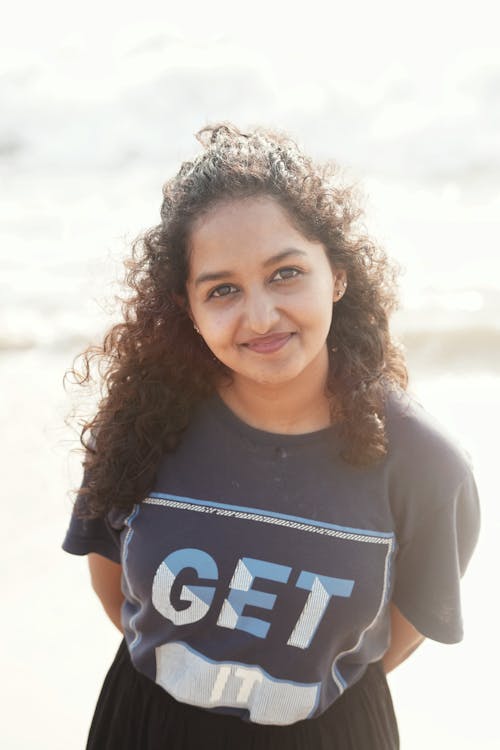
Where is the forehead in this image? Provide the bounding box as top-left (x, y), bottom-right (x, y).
top-left (191, 196), bottom-right (299, 240)
top-left (187, 196), bottom-right (321, 270)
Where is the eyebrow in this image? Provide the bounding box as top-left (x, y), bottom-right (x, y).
top-left (193, 248), bottom-right (308, 287)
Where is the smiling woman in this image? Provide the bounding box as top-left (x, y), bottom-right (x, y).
top-left (185, 197), bottom-right (344, 430)
top-left (63, 123), bottom-right (479, 750)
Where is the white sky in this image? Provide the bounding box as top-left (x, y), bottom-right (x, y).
top-left (2, 0), bottom-right (498, 84)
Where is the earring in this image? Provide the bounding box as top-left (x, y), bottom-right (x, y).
top-left (335, 281), bottom-right (347, 299)
top-left (193, 324), bottom-right (200, 334)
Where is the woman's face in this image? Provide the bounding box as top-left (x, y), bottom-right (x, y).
top-left (185, 196), bottom-right (346, 391)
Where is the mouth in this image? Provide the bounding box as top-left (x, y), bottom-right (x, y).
top-left (242, 332), bottom-right (294, 354)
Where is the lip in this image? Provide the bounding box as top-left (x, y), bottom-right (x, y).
top-left (242, 333), bottom-right (294, 354)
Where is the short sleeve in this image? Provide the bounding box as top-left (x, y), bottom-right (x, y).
top-left (392, 468), bottom-right (480, 643)
top-left (62, 470), bottom-right (122, 564)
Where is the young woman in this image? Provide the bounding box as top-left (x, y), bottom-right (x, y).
top-left (63, 123), bottom-right (480, 749)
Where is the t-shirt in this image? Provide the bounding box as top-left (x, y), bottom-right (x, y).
top-left (63, 388), bottom-right (480, 726)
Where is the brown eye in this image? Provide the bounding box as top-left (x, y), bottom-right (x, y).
top-left (272, 267), bottom-right (301, 282)
top-left (209, 284), bottom-right (238, 299)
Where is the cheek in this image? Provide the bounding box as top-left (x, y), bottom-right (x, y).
top-left (201, 307), bottom-right (238, 344)
top-left (295, 286), bottom-right (333, 323)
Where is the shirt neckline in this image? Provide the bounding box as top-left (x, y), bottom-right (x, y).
top-left (209, 392), bottom-right (341, 448)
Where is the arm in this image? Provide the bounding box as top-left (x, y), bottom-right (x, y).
top-left (88, 553), bottom-right (125, 633)
top-left (382, 602), bottom-right (425, 674)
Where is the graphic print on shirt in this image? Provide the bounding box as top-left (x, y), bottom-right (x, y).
top-left (122, 493), bottom-right (395, 725)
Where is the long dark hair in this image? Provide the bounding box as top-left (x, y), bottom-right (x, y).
top-left (68, 123), bottom-right (407, 518)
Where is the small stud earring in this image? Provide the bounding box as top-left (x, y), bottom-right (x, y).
top-left (335, 281), bottom-right (347, 299)
top-left (193, 324), bottom-right (200, 334)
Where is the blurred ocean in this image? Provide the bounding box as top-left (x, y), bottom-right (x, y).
top-left (1, 10), bottom-right (499, 750)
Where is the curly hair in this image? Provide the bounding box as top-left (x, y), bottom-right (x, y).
top-left (69, 122), bottom-right (408, 518)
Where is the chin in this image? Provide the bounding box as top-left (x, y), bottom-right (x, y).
top-left (243, 365), bottom-right (304, 387)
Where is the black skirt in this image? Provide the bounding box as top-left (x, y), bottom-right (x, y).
top-left (87, 640), bottom-right (399, 749)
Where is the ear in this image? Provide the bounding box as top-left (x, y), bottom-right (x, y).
top-left (173, 292), bottom-right (191, 317)
top-left (333, 270), bottom-right (348, 302)
top-left (172, 292), bottom-right (200, 333)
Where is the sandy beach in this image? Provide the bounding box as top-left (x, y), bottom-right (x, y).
top-left (0, 348), bottom-right (497, 749)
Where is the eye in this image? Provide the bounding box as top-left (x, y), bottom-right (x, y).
top-left (272, 267), bottom-right (301, 282)
top-left (208, 283), bottom-right (238, 299)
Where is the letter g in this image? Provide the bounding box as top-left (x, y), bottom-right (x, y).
top-left (152, 548), bottom-right (218, 625)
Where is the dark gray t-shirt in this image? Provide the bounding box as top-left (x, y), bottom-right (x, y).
top-left (63, 388), bottom-right (480, 725)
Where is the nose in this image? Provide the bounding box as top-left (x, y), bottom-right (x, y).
top-left (244, 287), bottom-right (281, 334)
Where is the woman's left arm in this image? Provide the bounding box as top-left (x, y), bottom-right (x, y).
top-left (382, 602), bottom-right (425, 673)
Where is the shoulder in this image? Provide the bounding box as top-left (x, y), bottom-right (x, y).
top-left (381, 388), bottom-right (480, 560)
top-left (384, 385), bottom-right (474, 486)
top-left (382, 386), bottom-right (477, 531)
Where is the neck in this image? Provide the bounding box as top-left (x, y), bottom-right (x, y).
top-left (218, 351), bottom-right (333, 435)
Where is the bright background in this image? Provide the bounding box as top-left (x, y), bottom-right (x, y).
top-left (1, 2), bottom-right (499, 748)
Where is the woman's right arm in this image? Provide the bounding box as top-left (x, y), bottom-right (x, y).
top-left (88, 553), bottom-right (125, 633)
